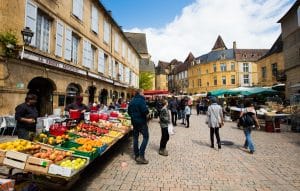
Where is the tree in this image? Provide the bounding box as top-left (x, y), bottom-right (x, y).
top-left (139, 72), bottom-right (154, 90)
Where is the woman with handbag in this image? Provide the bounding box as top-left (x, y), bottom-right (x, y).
top-left (159, 99), bottom-right (171, 156)
top-left (239, 101), bottom-right (260, 154)
top-left (207, 97), bottom-right (224, 149)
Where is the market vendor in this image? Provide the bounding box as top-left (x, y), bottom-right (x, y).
top-left (15, 94), bottom-right (38, 140)
top-left (65, 95), bottom-right (89, 120)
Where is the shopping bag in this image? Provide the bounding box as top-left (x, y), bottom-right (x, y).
top-left (168, 123), bottom-right (174, 134)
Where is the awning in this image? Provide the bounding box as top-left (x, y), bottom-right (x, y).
top-left (144, 90), bottom-right (169, 95)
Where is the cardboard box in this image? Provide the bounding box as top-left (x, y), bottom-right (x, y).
top-left (25, 156), bottom-right (52, 174)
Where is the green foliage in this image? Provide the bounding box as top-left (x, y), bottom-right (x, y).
top-left (0, 31), bottom-right (18, 57)
top-left (139, 72), bottom-right (154, 90)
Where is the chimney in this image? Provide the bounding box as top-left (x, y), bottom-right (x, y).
top-left (233, 41), bottom-right (236, 49)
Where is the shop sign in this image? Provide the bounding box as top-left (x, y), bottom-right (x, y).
top-left (87, 72), bottom-right (113, 84)
top-left (114, 81), bottom-right (128, 88)
top-left (23, 51), bottom-right (87, 76)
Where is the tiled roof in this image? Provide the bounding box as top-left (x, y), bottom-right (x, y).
top-left (259, 35), bottom-right (283, 60)
top-left (212, 35), bottom-right (227, 50)
top-left (234, 49), bottom-right (268, 62)
top-left (184, 52), bottom-right (195, 65)
top-left (124, 32), bottom-right (148, 54)
top-left (196, 49), bottom-right (235, 64)
top-left (174, 62), bottom-right (188, 73)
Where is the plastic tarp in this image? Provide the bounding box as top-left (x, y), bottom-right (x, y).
top-left (209, 87), bottom-right (278, 96)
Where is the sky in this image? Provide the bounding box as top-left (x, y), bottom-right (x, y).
top-left (100, 0), bottom-right (296, 64)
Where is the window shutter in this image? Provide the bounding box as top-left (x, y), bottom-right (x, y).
top-left (64, 27), bottom-right (72, 60)
top-left (91, 5), bottom-right (98, 33)
top-left (55, 21), bottom-right (64, 57)
top-left (25, 0), bottom-right (37, 46)
top-left (73, 0), bottom-right (83, 20)
top-left (83, 40), bottom-right (90, 68)
top-left (240, 74), bottom-right (244, 86)
top-left (239, 63), bottom-right (243, 72)
top-left (98, 49), bottom-right (104, 73)
top-left (248, 63), bottom-right (252, 73)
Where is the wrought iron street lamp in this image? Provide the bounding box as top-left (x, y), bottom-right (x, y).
top-left (20, 27), bottom-right (34, 59)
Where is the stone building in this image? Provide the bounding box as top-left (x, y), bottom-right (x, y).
top-left (257, 35), bottom-right (285, 87)
top-left (125, 32), bottom-right (155, 90)
top-left (278, 0), bottom-right (300, 99)
top-left (188, 35), bottom-right (267, 94)
top-left (155, 61), bottom-right (169, 90)
top-left (166, 59), bottom-right (181, 93)
top-left (0, 0), bottom-right (140, 116)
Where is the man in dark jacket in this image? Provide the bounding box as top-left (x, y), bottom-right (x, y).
top-left (128, 89), bottom-right (150, 164)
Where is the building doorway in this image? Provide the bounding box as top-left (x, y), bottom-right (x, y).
top-left (88, 86), bottom-right (96, 105)
top-left (28, 77), bottom-right (56, 117)
top-left (99, 89), bottom-right (108, 105)
top-left (66, 83), bottom-right (82, 106)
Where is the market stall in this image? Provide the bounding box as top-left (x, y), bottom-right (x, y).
top-left (0, 110), bottom-right (132, 190)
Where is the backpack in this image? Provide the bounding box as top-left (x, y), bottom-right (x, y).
top-left (239, 112), bottom-right (255, 127)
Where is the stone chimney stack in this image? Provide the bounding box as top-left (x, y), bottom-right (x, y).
top-left (233, 41), bottom-right (236, 49)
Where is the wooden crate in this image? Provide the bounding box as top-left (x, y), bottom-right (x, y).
top-left (3, 151), bottom-right (28, 169)
top-left (24, 156), bottom-right (53, 174)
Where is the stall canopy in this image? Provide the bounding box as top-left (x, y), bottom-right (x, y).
top-left (209, 87), bottom-right (278, 97)
top-left (143, 90), bottom-right (169, 96)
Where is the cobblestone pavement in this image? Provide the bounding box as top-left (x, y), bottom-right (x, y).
top-left (71, 112), bottom-right (300, 191)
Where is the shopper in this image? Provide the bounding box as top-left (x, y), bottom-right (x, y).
top-left (159, 99), bottom-right (170, 156)
top-left (180, 98), bottom-right (186, 125)
top-left (128, 89), bottom-right (150, 164)
top-left (15, 94), bottom-right (38, 140)
top-left (207, 97), bottom-right (224, 149)
top-left (65, 95), bottom-right (89, 120)
top-left (239, 101), bottom-right (260, 154)
top-left (184, 103), bottom-right (191, 128)
top-left (168, 96), bottom-right (178, 126)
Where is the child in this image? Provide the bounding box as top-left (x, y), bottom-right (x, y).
top-left (184, 103), bottom-right (191, 128)
top-left (159, 99), bottom-right (171, 156)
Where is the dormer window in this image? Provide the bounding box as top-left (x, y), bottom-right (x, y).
top-left (220, 53), bottom-right (225, 59)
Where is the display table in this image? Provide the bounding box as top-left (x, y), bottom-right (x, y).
top-left (264, 113), bottom-right (291, 132)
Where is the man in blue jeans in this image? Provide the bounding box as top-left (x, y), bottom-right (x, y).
top-left (128, 89), bottom-right (149, 164)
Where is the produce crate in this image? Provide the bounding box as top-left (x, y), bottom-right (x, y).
top-left (24, 156), bottom-right (52, 174)
top-left (55, 141), bottom-right (98, 161)
top-left (0, 149), bottom-right (6, 165)
top-left (48, 155), bottom-right (89, 177)
top-left (3, 151), bottom-right (28, 169)
top-left (96, 144), bottom-right (108, 155)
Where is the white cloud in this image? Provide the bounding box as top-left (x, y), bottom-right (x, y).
top-left (126, 0), bottom-right (294, 64)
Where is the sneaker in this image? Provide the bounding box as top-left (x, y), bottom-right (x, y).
top-left (136, 156), bottom-right (149, 164)
top-left (159, 149), bottom-right (168, 156)
top-left (249, 150), bottom-right (255, 154)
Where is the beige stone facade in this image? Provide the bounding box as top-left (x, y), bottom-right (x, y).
top-left (0, 0), bottom-right (140, 116)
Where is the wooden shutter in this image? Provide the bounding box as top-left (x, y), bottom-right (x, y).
top-left (25, 0), bottom-right (37, 46)
top-left (91, 5), bottom-right (98, 33)
top-left (55, 21), bottom-right (64, 57)
top-left (98, 49), bottom-right (104, 73)
top-left (64, 27), bottom-right (72, 60)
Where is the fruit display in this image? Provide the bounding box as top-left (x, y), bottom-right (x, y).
top-left (98, 136), bottom-right (115, 145)
top-left (107, 130), bottom-right (123, 138)
top-left (59, 158), bottom-right (87, 170)
top-left (32, 149), bottom-right (72, 163)
top-left (0, 139), bottom-right (40, 153)
top-left (35, 133), bottom-right (69, 145)
top-left (75, 144), bottom-right (97, 152)
top-left (75, 138), bottom-right (104, 147)
top-left (76, 123), bottom-right (109, 135)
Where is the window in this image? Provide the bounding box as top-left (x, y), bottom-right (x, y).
top-left (64, 27), bottom-right (72, 61)
top-left (231, 75), bottom-right (235, 84)
top-left (119, 64), bottom-right (124, 81)
top-left (91, 46), bottom-right (96, 70)
top-left (71, 34), bottom-right (79, 64)
top-left (207, 82), bottom-right (209, 86)
top-left (98, 49), bottom-right (105, 73)
top-left (125, 67), bottom-right (129, 83)
top-left (104, 54), bottom-right (108, 74)
top-left (91, 5), bottom-right (98, 33)
top-left (36, 10), bottom-right (51, 52)
top-left (214, 77), bottom-right (217, 85)
top-left (222, 76), bottom-right (226, 85)
top-left (243, 74), bottom-right (249, 84)
top-left (55, 21), bottom-right (64, 57)
top-left (243, 63), bottom-right (249, 72)
top-left (271, 63), bottom-right (278, 77)
top-left (198, 79), bottom-right (202, 87)
top-left (103, 20), bottom-right (110, 44)
top-left (72, 0), bottom-right (83, 20)
top-left (109, 58), bottom-right (114, 77)
top-left (231, 63), bottom-right (235, 71)
top-left (262, 67), bottom-right (266, 79)
top-left (25, 0), bottom-right (37, 46)
top-left (206, 69), bottom-right (208, 74)
top-left (198, 68), bottom-right (201, 75)
top-left (114, 33), bottom-right (119, 52)
top-left (220, 63), bottom-right (227, 72)
top-left (213, 64), bottom-right (216, 72)
top-left (113, 61), bottom-right (118, 79)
